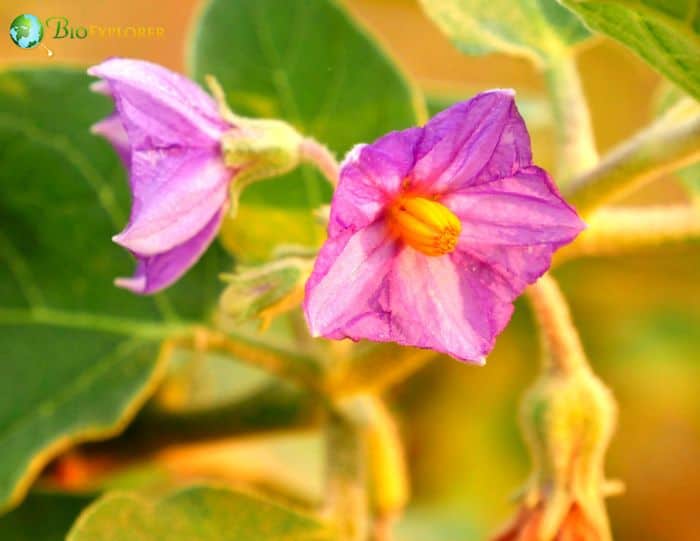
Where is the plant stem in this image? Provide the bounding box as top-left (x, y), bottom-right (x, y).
top-left (300, 137), bottom-right (340, 188)
top-left (363, 397), bottom-right (408, 541)
top-left (543, 52), bottom-right (598, 182)
top-left (330, 345), bottom-right (437, 396)
top-left (177, 327), bottom-right (323, 390)
top-left (554, 205), bottom-right (700, 264)
top-left (526, 274), bottom-right (589, 375)
top-left (565, 112), bottom-right (700, 218)
top-left (326, 406), bottom-right (368, 541)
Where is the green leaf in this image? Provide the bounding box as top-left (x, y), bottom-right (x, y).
top-left (0, 68), bottom-right (230, 513)
top-left (188, 0), bottom-right (422, 256)
top-left (418, 0), bottom-right (590, 66)
top-left (560, 0), bottom-right (700, 101)
top-left (0, 492), bottom-right (94, 541)
top-left (67, 485), bottom-right (332, 540)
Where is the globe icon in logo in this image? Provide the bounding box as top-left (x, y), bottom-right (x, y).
top-left (9, 14), bottom-right (44, 49)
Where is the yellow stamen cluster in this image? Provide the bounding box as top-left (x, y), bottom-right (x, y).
top-left (388, 195), bottom-right (461, 256)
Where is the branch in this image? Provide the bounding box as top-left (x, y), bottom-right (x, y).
top-left (555, 205), bottom-right (700, 264)
top-left (565, 111), bottom-right (700, 218)
top-left (175, 327), bottom-right (324, 390)
top-left (325, 405), bottom-right (369, 541)
top-left (543, 53), bottom-right (598, 181)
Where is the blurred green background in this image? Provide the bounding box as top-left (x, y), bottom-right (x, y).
top-left (1, 1), bottom-right (698, 540)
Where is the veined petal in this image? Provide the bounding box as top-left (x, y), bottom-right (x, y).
top-left (115, 205), bottom-right (227, 295)
top-left (329, 128), bottom-right (423, 236)
top-left (304, 225), bottom-right (506, 362)
top-left (304, 221), bottom-right (398, 339)
top-left (113, 149), bottom-right (230, 255)
top-left (444, 166), bottom-right (585, 247)
top-left (388, 248), bottom-right (498, 363)
top-left (88, 58), bottom-right (227, 149)
top-left (91, 113), bottom-right (130, 169)
top-left (412, 90), bottom-right (531, 194)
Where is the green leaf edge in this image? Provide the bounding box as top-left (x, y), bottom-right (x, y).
top-left (66, 484), bottom-right (333, 541)
top-left (0, 342), bottom-right (171, 515)
top-left (559, 0), bottom-right (700, 100)
top-left (184, 0), bottom-right (428, 124)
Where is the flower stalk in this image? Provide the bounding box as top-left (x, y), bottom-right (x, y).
top-left (300, 137), bottom-right (340, 187)
top-left (526, 274), bottom-right (588, 375)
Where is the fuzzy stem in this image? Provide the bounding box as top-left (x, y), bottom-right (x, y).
top-left (177, 327), bottom-right (323, 390)
top-left (565, 112), bottom-right (700, 218)
top-left (554, 205), bottom-right (700, 264)
top-left (543, 53), bottom-right (598, 182)
top-left (526, 274), bottom-right (589, 374)
top-left (330, 346), bottom-right (437, 396)
top-left (300, 137), bottom-right (340, 188)
top-left (363, 397), bottom-right (409, 541)
top-left (326, 406), bottom-right (369, 541)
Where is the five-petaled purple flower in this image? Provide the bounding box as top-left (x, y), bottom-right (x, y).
top-left (304, 90), bottom-right (585, 363)
top-left (89, 58), bottom-right (234, 294)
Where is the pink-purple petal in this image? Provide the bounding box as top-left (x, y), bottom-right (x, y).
top-left (329, 128), bottom-right (423, 236)
top-left (412, 90), bottom-right (531, 194)
top-left (113, 149), bottom-right (230, 255)
top-left (388, 248), bottom-right (493, 363)
top-left (304, 221), bottom-right (398, 339)
top-left (91, 113), bottom-right (131, 168)
top-left (88, 58), bottom-right (227, 149)
top-left (443, 166), bottom-right (585, 247)
top-left (115, 205), bottom-right (227, 295)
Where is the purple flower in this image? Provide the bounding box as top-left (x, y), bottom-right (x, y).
top-left (88, 58), bottom-right (233, 294)
top-left (304, 90), bottom-right (585, 363)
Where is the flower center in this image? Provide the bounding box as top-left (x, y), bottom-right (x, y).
top-left (387, 195), bottom-right (461, 256)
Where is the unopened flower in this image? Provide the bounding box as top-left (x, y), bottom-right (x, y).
top-left (304, 90), bottom-right (585, 362)
top-left (219, 248), bottom-right (315, 330)
top-left (493, 360), bottom-right (619, 541)
top-left (89, 58), bottom-right (303, 294)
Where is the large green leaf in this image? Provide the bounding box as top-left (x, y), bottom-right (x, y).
top-left (419, 0), bottom-right (590, 66)
top-left (67, 485), bottom-right (332, 540)
top-left (560, 0), bottom-right (700, 101)
top-left (188, 0), bottom-right (422, 258)
top-left (0, 492), bottom-right (94, 541)
top-left (0, 69), bottom-right (230, 513)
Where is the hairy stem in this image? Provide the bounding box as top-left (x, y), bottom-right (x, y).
top-left (526, 274), bottom-right (589, 374)
top-left (363, 397), bottom-right (409, 541)
top-left (326, 406), bottom-right (368, 541)
top-left (554, 205), bottom-right (700, 264)
top-left (565, 112), bottom-right (700, 218)
top-left (543, 53), bottom-right (598, 182)
top-left (300, 137), bottom-right (340, 188)
top-left (176, 327), bottom-right (323, 390)
top-left (330, 345), bottom-right (437, 396)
